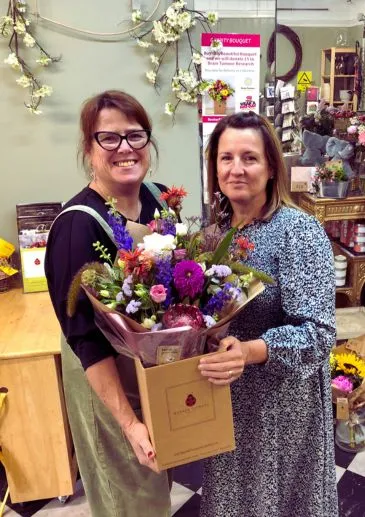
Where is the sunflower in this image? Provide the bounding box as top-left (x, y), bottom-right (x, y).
top-left (329, 352), bottom-right (337, 375)
top-left (335, 352), bottom-right (365, 379)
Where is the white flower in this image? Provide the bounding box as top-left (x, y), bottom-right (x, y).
top-left (25, 104), bottom-right (42, 115)
top-left (33, 84), bottom-right (53, 98)
top-left (0, 16), bottom-right (13, 36)
top-left (23, 33), bottom-right (35, 47)
top-left (146, 70), bottom-right (157, 84)
top-left (150, 54), bottom-right (159, 65)
top-left (192, 52), bottom-right (202, 65)
top-left (140, 233), bottom-right (176, 252)
top-left (36, 53), bottom-right (52, 66)
top-left (16, 74), bottom-right (31, 88)
top-left (206, 12), bottom-right (219, 25)
top-left (164, 102), bottom-right (175, 116)
top-left (206, 265), bottom-right (232, 278)
top-left (14, 21), bottom-right (26, 35)
top-left (203, 315), bottom-right (216, 328)
top-left (136, 39), bottom-right (152, 48)
top-left (175, 223), bottom-right (187, 236)
top-left (16, 1), bottom-right (27, 13)
top-left (154, 208), bottom-right (161, 219)
top-left (173, 0), bottom-right (186, 8)
top-left (131, 9), bottom-right (142, 23)
top-left (4, 53), bottom-right (21, 70)
top-left (176, 11), bottom-right (192, 31)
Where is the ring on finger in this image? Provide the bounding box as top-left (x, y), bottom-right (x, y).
top-left (227, 370), bottom-right (233, 378)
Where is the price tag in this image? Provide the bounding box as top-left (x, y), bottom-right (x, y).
top-left (336, 397), bottom-right (350, 420)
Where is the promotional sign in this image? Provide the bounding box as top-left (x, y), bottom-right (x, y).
top-left (200, 33), bottom-right (260, 203)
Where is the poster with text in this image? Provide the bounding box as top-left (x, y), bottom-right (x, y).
top-left (200, 33), bottom-right (260, 203)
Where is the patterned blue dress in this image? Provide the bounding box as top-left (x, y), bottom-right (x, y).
top-left (200, 207), bottom-right (338, 517)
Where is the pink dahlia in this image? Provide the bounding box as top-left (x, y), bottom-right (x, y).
top-left (173, 260), bottom-right (205, 299)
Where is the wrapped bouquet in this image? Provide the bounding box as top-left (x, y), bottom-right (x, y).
top-left (331, 338), bottom-right (365, 452)
top-left (68, 188), bottom-right (273, 366)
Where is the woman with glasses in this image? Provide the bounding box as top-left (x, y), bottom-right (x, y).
top-left (45, 90), bottom-right (171, 517)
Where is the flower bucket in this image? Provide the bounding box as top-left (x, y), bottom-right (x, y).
top-left (213, 100), bottom-right (227, 115)
top-left (318, 180), bottom-right (349, 199)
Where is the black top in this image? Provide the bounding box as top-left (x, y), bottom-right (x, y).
top-left (45, 183), bottom-right (167, 370)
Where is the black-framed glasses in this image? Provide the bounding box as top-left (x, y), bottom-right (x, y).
top-left (94, 130), bottom-right (151, 151)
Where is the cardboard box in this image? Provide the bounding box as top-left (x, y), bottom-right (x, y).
top-left (134, 353), bottom-right (235, 470)
top-left (16, 202), bottom-right (63, 293)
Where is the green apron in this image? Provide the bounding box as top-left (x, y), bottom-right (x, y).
top-left (61, 336), bottom-right (171, 517)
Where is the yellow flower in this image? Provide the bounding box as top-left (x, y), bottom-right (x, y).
top-left (335, 352), bottom-right (365, 379)
top-left (329, 351), bottom-right (337, 374)
top-left (221, 89), bottom-right (228, 96)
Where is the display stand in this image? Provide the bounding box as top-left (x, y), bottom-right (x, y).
top-left (299, 193), bottom-right (365, 305)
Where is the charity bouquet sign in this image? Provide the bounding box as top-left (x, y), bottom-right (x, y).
top-left (200, 33), bottom-right (260, 203)
top-left (201, 33), bottom-right (260, 123)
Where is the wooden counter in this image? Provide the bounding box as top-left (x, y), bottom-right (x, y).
top-left (0, 289), bottom-right (76, 503)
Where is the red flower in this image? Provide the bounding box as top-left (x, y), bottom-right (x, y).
top-left (160, 186), bottom-right (187, 213)
top-left (119, 248), bottom-right (150, 278)
top-left (236, 236), bottom-right (255, 252)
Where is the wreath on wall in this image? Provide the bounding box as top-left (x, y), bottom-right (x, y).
top-left (267, 24), bottom-right (302, 83)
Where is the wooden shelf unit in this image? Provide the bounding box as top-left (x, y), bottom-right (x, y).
top-left (0, 289), bottom-right (76, 503)
top-left (321, 47), bottom-right (358, 111)
top-left (299, 193), bottom-right (365, 306)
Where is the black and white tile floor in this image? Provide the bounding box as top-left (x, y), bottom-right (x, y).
top-left (1, 445), bottom-right (365, 516)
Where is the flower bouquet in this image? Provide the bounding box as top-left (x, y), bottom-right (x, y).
top-left (68, 188), bottom-right (273, 367)
top-left (208, 79), bottom-right (235, 115)
top-left (331, 340), bottom-right (365, 452)
top-left (313, 160), bottom-right (349, 198)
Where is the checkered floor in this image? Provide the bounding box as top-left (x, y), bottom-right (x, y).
top-left (1, 444), bottom-right (365, 516)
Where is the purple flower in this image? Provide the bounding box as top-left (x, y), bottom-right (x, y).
top-left (126, 300), bottom-right (142, 314)
top-left (173, 260), bottom-right (205, 299)
top-left (332, 375), bottom-right (353, 393)
top-left (155, 256), bottom-right (174, 308)
top-left (161, 217), bottom-right (177, 236)
top-left (108, 212), bottom-right (133, 251)
top-left (203, 283), bottom-right (233, 316)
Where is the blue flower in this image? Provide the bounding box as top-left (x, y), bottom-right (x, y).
top-left (108, 211), bottom-right (133, 251)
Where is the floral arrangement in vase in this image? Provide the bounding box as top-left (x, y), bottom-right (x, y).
top-left (208, 79), bottom-right (235, 115)
top-left (68, 187), bottom-right (273, 366)
top-left (330, 343), bottom-right (365, 452)
top-left (347, 114), bottom-right (365, 146)
top-left (313, 160), bottom-right (349, 198)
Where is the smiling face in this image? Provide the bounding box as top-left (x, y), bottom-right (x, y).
top-left (217, 127), bottom-right (271, 210)
top-left (88, 108), bottom-right (150, 191)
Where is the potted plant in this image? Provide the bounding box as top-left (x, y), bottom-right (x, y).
top-left (313, 160), bottom-right (349, 198)
top-left (208, 79), bottom-right (235, 115)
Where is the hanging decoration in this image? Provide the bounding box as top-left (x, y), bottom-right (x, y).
top-left (0, 0), bottom-right (60, 114)
top-left (129, 0), bottom-right (219, 118)
top-left (267, 24), bottom-right (302, 84)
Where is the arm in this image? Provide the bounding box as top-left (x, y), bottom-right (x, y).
top-left (86, 358), bottom-right (159, 472)
top-left (45, 211), bottom-right (159, 470)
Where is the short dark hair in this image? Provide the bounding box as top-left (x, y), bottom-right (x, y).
top-left (206, 111), bottom-right (295, 222)
top-left (79, 90), bottom-right (158, 171)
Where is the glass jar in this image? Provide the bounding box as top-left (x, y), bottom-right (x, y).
top-left (335, 406), bottom-right (365, 453)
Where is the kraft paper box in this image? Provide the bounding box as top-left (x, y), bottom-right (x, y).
top-left (134, 353), bottom-right (236, 470)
